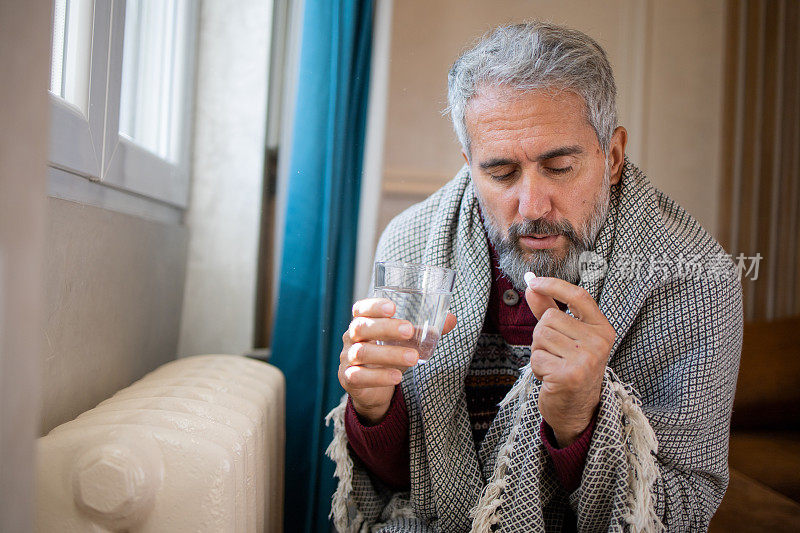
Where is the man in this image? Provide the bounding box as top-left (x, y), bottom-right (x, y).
top-left (327, 22), bottom-right (742, 532)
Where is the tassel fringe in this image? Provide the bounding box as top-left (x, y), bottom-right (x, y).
top-left (469, 367), bottom-right (535, 532)
top-left (328, 371), bottom-right (662, 533)
top-left (605, 368), bottom-right (664, 533)
top-left (468, 367), bottom-right (663, 533)
top-left (325, 395), bottom-right (363, 533)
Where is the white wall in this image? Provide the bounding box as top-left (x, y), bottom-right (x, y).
top-left (0, 2), bottom-right (50, 530)
top-left (376, 0), bottom-right (726, 244)
top-left (40, 200), bottom-right (188, 433)
top-left (177, 0), bottom-right (271, 357)
top-left (641, 0), bottom-right (726, 238)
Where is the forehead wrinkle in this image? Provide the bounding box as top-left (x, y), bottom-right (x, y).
top-left (468, 96), bottom-right (593, 160)
top-left (466, 86), bottom-right (597, 158)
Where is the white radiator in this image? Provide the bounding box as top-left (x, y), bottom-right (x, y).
top-left (36, 354), bottom-right (285, 533)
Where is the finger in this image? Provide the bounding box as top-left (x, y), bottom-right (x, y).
top-left (530, 349), bottom-right (564, 380)
top-left (537, 300), bottom-right (616, 359)
top-left (348, 316), bottom-right (414, 343)
top-left (531, 324), bottom-right (577, 359)
top-left (345, 342), bottom-right (418, 368)
top-left (526, 277), bottom-right (604, 324)
top-left (537, 308), bottom-right (583, 340)
top-left (352, 298), bottom-right (396, 318)
top-left (343, 365), bottom-right (402, 389)
top-left (524, 285), bottom-right (559, 321)
top-left (442, 313), bottom-right (457, 335)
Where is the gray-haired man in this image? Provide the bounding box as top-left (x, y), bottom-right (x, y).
top-left (329, 22), bottom-right (742, 532)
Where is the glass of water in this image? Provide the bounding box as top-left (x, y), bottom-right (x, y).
top-left (372, 261), bottom-right (456, 363)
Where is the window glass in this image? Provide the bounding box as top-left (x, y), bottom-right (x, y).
top-left (119, 0), bottom-right (192, 163)
top-left (49, 0), bottom-right (93, 114)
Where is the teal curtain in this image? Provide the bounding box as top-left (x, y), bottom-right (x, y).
top-left (270, 1), bottom-right (374, 531)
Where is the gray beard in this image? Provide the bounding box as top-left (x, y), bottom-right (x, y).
top-left (478, 166), bottom-right (611, 291)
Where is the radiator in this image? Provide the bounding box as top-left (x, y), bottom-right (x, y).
top-left (36, 354), bottom-right (285, 533)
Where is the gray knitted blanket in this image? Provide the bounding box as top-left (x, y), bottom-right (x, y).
top-left (327, 160), bottom-right (743, 532)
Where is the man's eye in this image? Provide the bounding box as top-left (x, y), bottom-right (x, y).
top-left (546, 166), bottom-right (572, 175)
top-left (489, 170), bottom-right (515, 180)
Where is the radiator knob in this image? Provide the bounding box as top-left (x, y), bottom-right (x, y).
top-left (72, 443), bottom-right (157, 527)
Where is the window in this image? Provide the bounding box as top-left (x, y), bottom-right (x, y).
top-left (48, 0), bottom-right (198, 216)
top-left (50, 0), bottom-right (93, 114)
top-left (119, 0), bottom-right (193, 163)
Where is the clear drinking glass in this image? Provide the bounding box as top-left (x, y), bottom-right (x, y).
top-left (372, 261), bottom-right (456, 363)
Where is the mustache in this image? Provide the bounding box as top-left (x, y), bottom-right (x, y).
top-left (507, 218), bottom-right (581, 247)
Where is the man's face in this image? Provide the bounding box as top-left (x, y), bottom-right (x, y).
top-left (465, 85), bottom-right (623, 288)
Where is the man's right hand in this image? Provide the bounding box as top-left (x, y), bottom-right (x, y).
top-left (339, 298), bottom-right (456, 425)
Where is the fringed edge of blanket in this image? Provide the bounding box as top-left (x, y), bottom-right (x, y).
top-left (328, 370), bottom-right (663, 532)
top-left (325, 394), bottom-right (364, 533)
top-left (468, 367), bottom-right (665, 533)
top-left (605, 367), bottom-right (664, 533)
top-left (469, 367), bottom-right (535, 532)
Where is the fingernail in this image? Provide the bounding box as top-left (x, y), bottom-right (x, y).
top-left (404, 351), bottom-right (418, 365)
top-left (392, 371), bottom-right (403, 384)
top-left (524, 271), bottom-right (537, 288)
top-left (382, 301), bottom-right (394, 314)
top-left (399, 323), bottom-right (413, 337)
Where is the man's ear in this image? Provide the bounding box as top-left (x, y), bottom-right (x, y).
top-left (608, 126), bottom-right (627, 185)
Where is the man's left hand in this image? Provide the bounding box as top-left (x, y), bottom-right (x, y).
top-left (524, 276), bottom-right (616, 448)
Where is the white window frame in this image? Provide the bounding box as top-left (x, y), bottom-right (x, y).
top-left (48, 0), bottom-right (198, 213)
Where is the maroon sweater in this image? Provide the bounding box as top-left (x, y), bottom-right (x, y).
top-left (345, 252), bottom-right (595, 492)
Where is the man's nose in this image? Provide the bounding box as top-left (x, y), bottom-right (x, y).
top-left (517, 176), bottom-right (553, 221)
